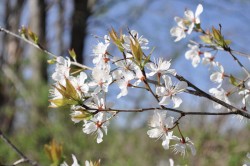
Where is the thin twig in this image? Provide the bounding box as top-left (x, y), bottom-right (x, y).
top-left (87, 107), bottom-right (241, 116)
top-left (231, 49), bottom-right (250, 58)
top-left (0, 130), bottom-right (38, 166)
top-left (0, 26), bottom-right (92, 70)
top-left (227, 48), bottom-right (250, 76)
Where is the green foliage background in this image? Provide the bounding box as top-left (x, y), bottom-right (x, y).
top-left (0, 106), bottom-right (249, 165)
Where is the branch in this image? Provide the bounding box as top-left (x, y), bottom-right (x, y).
top-left (227, 47), bottom-right (250, 76)
top-left (0, 26), bottom-right (92, 70)
top-left (0, 130), bottom-right (38, 166)
top-left (89, 107), bottom-right (240, 116)
top-left (176, 74), bottom-right (250, 119)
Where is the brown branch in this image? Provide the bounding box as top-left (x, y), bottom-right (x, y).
top-left (227, 47), bottom-right (250, 76)
top-left (0, 130), bottom-right (38, 166)
top-left (176, 75), bottom-right (250, 119)
top-left (90, 107), bottom-right (240, 116)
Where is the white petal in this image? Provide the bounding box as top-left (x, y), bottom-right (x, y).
top-left (147, 128), bottom-right (162, 138)
top-left (96, 129), bottom-right (104, 143)
top-left (156, 87), bottom-right (166, 96)
top-left (162, 75), bottom-right (172, 89)
top-left (71, 154), bottom-right (80, 166)
top-left (159, 96), bottom-right (171, 105)
top-left (184, 10), bottom-right (194, 20)
top-left (172, 96), bottom-right (182, 108)
top-left (175, 81), bottom-right (188, 93)
top-left (162, 136), bottom-right (170, 149)
top-left (195, 4), bottom-right (203, 18)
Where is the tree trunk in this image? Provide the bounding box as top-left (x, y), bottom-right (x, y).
top-left (0, 0), bottom-right (25, 134)
top-left (70, 0), bottom-right (91, 64)
top-left (27, 0), bottom-right (48, 126)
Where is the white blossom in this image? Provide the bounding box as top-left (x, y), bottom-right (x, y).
top-left (85, 94), bottom-right (113, 111)
top-left (210, 62), bottom-right (224, 87)
top-left (156, 75), bottom-right (187, 108)
top-left (202, 52), bottom-right (216, 68)
top-left (239, 89), bottom-right (250, 105)
top-left (145, 58), bottom-right (176, 77)
top-left (52, 56), bottom-right (71, 82)
top-left (60, 154), bottom-right (80, 166)
top-left (184, 4), bottom-right (203, 34)
top-left (122, 30), bottom-right (149, 50)
top-left (88, 67), bottom-right (112, 93)
top-left (69, 72), bottom-right (89, 95)
top-left (172, 137), bottom-right (196, 156)
top-left (243, 152), bottom-right (250, 166)
top-left (185, 44), bottom-right (201, 67)
top-left (170, 4), bottom-right (203, 42)
top-left (170, 17), bottom-right (188, 42)
top-left (113, 70), bottom-right (135, 98)
top-left (83, 112), bottom-right (109, 143)
top-left (147, 111), bottom-right (175, 149)
top-left (209, 88), bottom-right (230, 109)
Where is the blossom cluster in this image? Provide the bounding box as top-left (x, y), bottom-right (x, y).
top-left (48, 3), bottom-right (249, 158)
top-left (170, 4), bottom-right (250, 119)
top-left (49, 26), bottom-right (194, 155)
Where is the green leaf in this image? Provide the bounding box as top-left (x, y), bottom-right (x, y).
top-left (28, 29), bottom-right (39, 44)
top-left (109, 28), bottom-right (124, 52)
top-left (229, 75), bottom-right (238, 86)
top-left (200, 35), bottom-right (212, 44)
top-left (19, 26), bottom-right (28, 39)
top-left (142, 47), bottom-right (154, 67)
top-left (65, 78), bottom-right (80, 101)
top-left (130, 38), bottom-right (143, 66)
top-left (72, 109), bottom-right (93, 121)
top-left (54, 85), bottom-right (69, 99)
top-left (47, 58), bottom-right (56, 64)
top-left (224, 40), bottom-right (232, 45)
top-left (212, 27), bottom-right (222, 42)
top-left (49, 98), bottom-right (78, 107)
top-left (68, 49), bottom-right (77, 61)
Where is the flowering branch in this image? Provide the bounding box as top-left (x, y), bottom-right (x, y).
top-left (0, 3), bottom-right (249, 160)
top-left (87, 107), bottom-right (239, 116)
top-left (176, 75), bottom-right (250, 119)
top-left (0, 130), bottom-right (38, 166)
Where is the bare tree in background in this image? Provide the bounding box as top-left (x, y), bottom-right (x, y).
top-left (70, 0), bottom-right (92, 63)
top-left (0, 0), bottom-right (25, 134)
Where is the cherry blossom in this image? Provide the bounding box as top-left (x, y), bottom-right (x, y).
top-left (202, 52), bottom-right (216, 68)
top-left (52, 56), bottom-right (71, 82)
top-left (184, 4), bottom-right (203, 34)
top-left (170, 17), bottom-right (188, 42)
top-left (185, 44), bottom-right (201, 67)
top-left (69, 72), bottom-right (89, 95)
top-left (243, 152), bottom-right (250, 166)
top-left (145, 58), bottom-right (176, 77)
top-left (113, 70), bottom-right (135, 98)
top-left (172, 137), bottom-right (196, 156)
top-left (82, 112), bottom-right (109, 143)
top-left (210, 62), bottom-right (225, 87)
top-left (147, 110), bottom-right (175, 149)
top-left (85, 94), bottom-right (113, 111)
top-left (122, 30), bottom-right (149, 51)
top-left (239, 89), bottom-right (250, 105)
top-left (88, 67), bottom-right (112, 93)
top-left (209, 88), bottom-right (231, 109)
top-left (170, 4), bottom-right (203, 42)
top-left (156, 75), bottom-right (187, 108)
top-left (60, 154), bottom-right (80, 166)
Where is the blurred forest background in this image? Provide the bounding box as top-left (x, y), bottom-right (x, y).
top-left (0, 0), bottom-right (250, 165)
